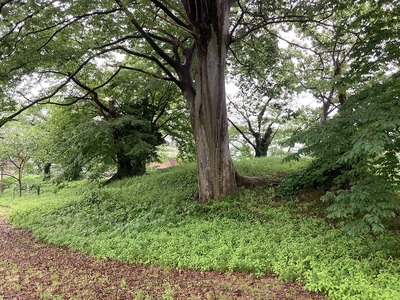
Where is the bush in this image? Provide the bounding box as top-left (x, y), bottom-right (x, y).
top-left (283, 73), bottom-right (400, 234)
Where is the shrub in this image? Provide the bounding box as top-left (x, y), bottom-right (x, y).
top-left (283, 73), bottom-right (400, 234)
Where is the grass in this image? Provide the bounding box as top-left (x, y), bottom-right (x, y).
top-left (0, 157), bottom-right (399, 300)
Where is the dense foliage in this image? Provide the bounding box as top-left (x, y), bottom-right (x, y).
top-left (283, 74), bottom-right (400, 234)
top-left (1, 159), bottom-right (399, 300)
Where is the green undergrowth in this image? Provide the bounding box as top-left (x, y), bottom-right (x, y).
top-left (1, 158), bottom-right (399, 300)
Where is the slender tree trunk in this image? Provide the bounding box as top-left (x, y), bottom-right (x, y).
top-left (18, 166), bottom-right (22, 197)
top-left (320, 99), bottom-right (330, 124)
top-left (0, 166), bottom-right (4, 194)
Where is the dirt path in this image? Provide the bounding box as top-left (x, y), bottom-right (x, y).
top-left (0, 212), bottom-right (325, 300)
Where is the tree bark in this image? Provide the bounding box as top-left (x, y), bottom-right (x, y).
top-left (180, 0), bottom-right (268, 202)
top-left (184, 1), bottom-right (237, 202)
top-left (319, 99), bottom-right (330, 124)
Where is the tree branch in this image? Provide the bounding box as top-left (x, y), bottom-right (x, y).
top-left (0, 47), bottom-right (121, 127)
top-left (91, 34), bottom-right (142, 50)
top-left (115, 0), bottom-right (178, 70)
top-left (68, 76), bottom-right (112, 117)
top-left (119, 66), bottom-right (176, 83)
top-left (228, 118), bottom-right (255, 149)
top-left (230, 1), bottom-right (245, 38)
top-left (44, 96), bottom-right (88, 107)
top-left (37, 8), bottom-right (122, 52)
top-left (0, 0), bottom-right (12, 13)
top-left (100, 45), bottom-right (179, 83)
top-left (231, 7), bottom-right (334, 44)
top-left (150, 0), bottom-right (189, 29)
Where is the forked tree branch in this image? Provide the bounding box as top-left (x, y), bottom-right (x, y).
top-left (115, 0), bottom-right (179, 71)
top-left (150, 0), bottom-right (189, 29)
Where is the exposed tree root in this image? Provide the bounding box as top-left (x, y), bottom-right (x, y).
top-left (235, 172), bottom-right (281, 188)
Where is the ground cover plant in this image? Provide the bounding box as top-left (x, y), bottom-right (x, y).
top-left (0, 207), bottom-right (324, 300)
top-left (1, 157), bottom-right (399, 300)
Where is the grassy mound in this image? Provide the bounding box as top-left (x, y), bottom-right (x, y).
top-left (1, 158), bottom-right (399, 300)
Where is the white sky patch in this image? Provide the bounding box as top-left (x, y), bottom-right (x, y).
top-left (297, 91), bottom-right (320, 108)
top-left (225, 81), bottom-right (239, 98)
top-left (278, 30), bottom-right (297, 48)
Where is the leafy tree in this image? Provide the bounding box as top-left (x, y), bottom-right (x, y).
top-left (347, 0), bottom-right (400, 83)
top-left (284, 73), bottom-right (400, 234)
top-left (227, 33), bottom-right (299, 157)
top-left (0, 0), bottom-right (332, 202)
top-left (288, 0), bottom-right (399, 125)
top-left (42, 105), bottom-right (110, 181)
top-left (229, 125), bottom-right (254, 158)
top-left (164, 115), bottom-right (196, 162)
top-left (278, 0), bottom-right (399, 234)
top-left (287, 10), bottom-right (356, 123)
top-left (228, 96), bottom-right (298, 157)
top-left (0, 121), bottom-right (39, 196)
top-left (41, 72), bottom-right (182, 181)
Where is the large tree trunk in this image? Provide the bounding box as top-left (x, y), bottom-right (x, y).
top-left (193, 44), bottom-right (237, 202)
top-left (108, 153), bottom-right (146, 183)
top-left (180, 1), bottom-right (237, 202)
top-left (184, 1), bottom-right (238, 202)
top-left (180, 0), bottom-right (266, 202)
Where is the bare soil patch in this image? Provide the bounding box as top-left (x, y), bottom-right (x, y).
top-left (0, 212), bottom-right (325, 299)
